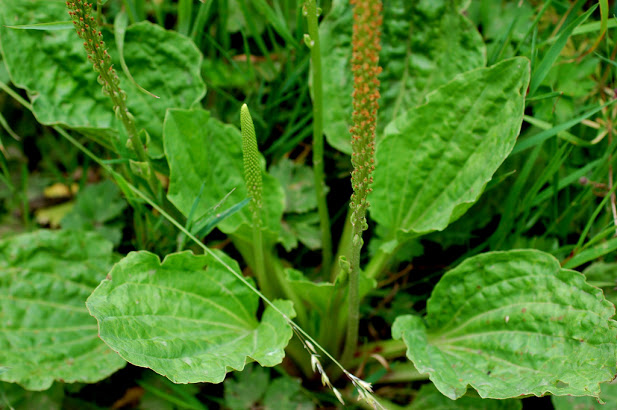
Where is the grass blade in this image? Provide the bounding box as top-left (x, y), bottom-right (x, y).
top-left (529, 4), bottom-right (597, 96)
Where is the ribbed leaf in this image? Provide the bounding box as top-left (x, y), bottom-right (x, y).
top-left (319, 0), bottom-right (485, 153)
top-left (392, 250), bottom-right (617, 400)
top-left (164, 108), bottom-right (285, 243)
top-left (583, 262), bottom-right (617, 307)
top-left (0, 1), bottom-right (205, 156)
top-left (371, 58), bottom-right (530, 240)
top-left (86, 251), bottom-right (294, 384)
top-left (552, 379), bottom-right (617, 410)
top-left (0, 230), bottom-right (125, 390)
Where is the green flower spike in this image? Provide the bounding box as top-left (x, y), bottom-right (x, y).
top-left (240, 103), bottom-right (263, 216)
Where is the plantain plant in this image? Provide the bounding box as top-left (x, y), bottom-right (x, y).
top-left (1, 0), bottom-right (617, 408)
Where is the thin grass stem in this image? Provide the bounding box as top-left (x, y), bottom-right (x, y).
top-left (304, 0), bottom-right (333, 273)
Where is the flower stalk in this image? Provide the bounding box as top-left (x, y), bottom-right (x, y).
top-left (240, 104), bottom-right (273, 298)
top-left (304, 0), bottom-right (333, 274)
top-left (240, 104), bottom-right (307, 326)
top-left (341, 0), bottom-right (383, 365)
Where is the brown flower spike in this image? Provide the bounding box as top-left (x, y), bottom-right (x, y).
top-left (349, 0), bottom-right (382, 233)
top-left (341, 0), bottom-right (383, 373)
top-left (67, 1), bottom-right (132, 125)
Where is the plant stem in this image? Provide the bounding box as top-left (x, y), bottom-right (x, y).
top-left (374, 362), bottom-right (428, 384)
top-left (52, 124), bottom-right (376, 408)
top-left (340, 0), bottom-right (383, 366)
top-left (341, 226), bottom-right (362, 365)
top-left (240, 104), bottom-right (308, 325)
top-left (232, 234), bottom-right (309, 326)
top-left (331, 208), bottom-right (353, 281)
top-left (351, 339), bottom-right (407, 366)
top-left (251, 222), bottom-right (274, 297)
top-left (305, 0), bottom-right (333, 273)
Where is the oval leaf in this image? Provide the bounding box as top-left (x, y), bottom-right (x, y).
top-left (0, 1), bottom-right (205, 157)
top-left (0, 230), bottom-right (125, 390)
top-left (392, 250), bottom-right (617, 400)
top-left (319, 0), bottom-right (486, 153)
top-left (552, 379), bottom-right (617, 410)
top-left (86, 250), bottom-right (295, 384)
top-left (371, 57), bottom-right (530, 239)
top-left (164, 108), bottom-right (285, 243)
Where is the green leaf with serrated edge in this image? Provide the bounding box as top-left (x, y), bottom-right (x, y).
top-left (0, 1), bottom-right (205, 157)
top-left (164, 108), bottom-right (285, 244)
top-left (319, 0), bottom-right (486, 154)
top-left (392, 250), bottom-right (617, 400)
top-left (137, 371), bottom-right (205, 410)
top-left (224, 364), bottom-right (270, 410)
top-left (263, 377), bottom-right (315, 410)
top-left (552, 379), bottom-right (617, 410)
top-left (283, 213), bottom-right (321, 251)
top-left (86, 251), bottom-right (295, 384)
top-left (61, 180), bottom-right (127, 245)
top-left (409, 383), bottom-right (521, 410)
top-left (583, 262), bottom-right (617, 308)
top-left (270, 158), bottom-right (318, 214)
top-left (371, 57), bottom-right (530, 240)
top-left (0, 230), bottom-right (126, 391)
top-left (0, 382), bottom-right (64, 410)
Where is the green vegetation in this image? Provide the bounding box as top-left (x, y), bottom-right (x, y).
top-left (1, 0), bottom-right (617, 409)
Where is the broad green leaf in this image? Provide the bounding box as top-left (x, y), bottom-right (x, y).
top-left (0, 1), bottom-right (205, 157)
top-left (0, 230), bottom-right (125, 390)
top-left (223, 365), bottom-right (314, 410)
top-left (120, 21), bottom-right (205, 157)
top-left (281, 213), bottom-right (321, 252)
top-left (409, 383), bottom-right (521, 410)
top-left (86, 250), bottom-right (295, 384)
top-left (392, 250), bottom-right (617, 400)
top-left (270, 158), bottom-right (317, 214)
top-left (138, 371), bottom-right (206, 410)
top-left (262, 377), bottom-right (315, 410)
top-left (583, 262), bottom-right (617, 307)
top-left (270, 158), bottom-right (321, 251)
top-left (224, 365), bottom-right (270, 410)
top-left (164, 108), bottom-right (285, 243)
top-left (61, 180), bottom-right (127, 245)
top-left (319, 0), bottom-right (486, 153)
top-left (552, 380), bottom-right (617, 410)
top-left (371, 57), bottom-right (530, 240)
